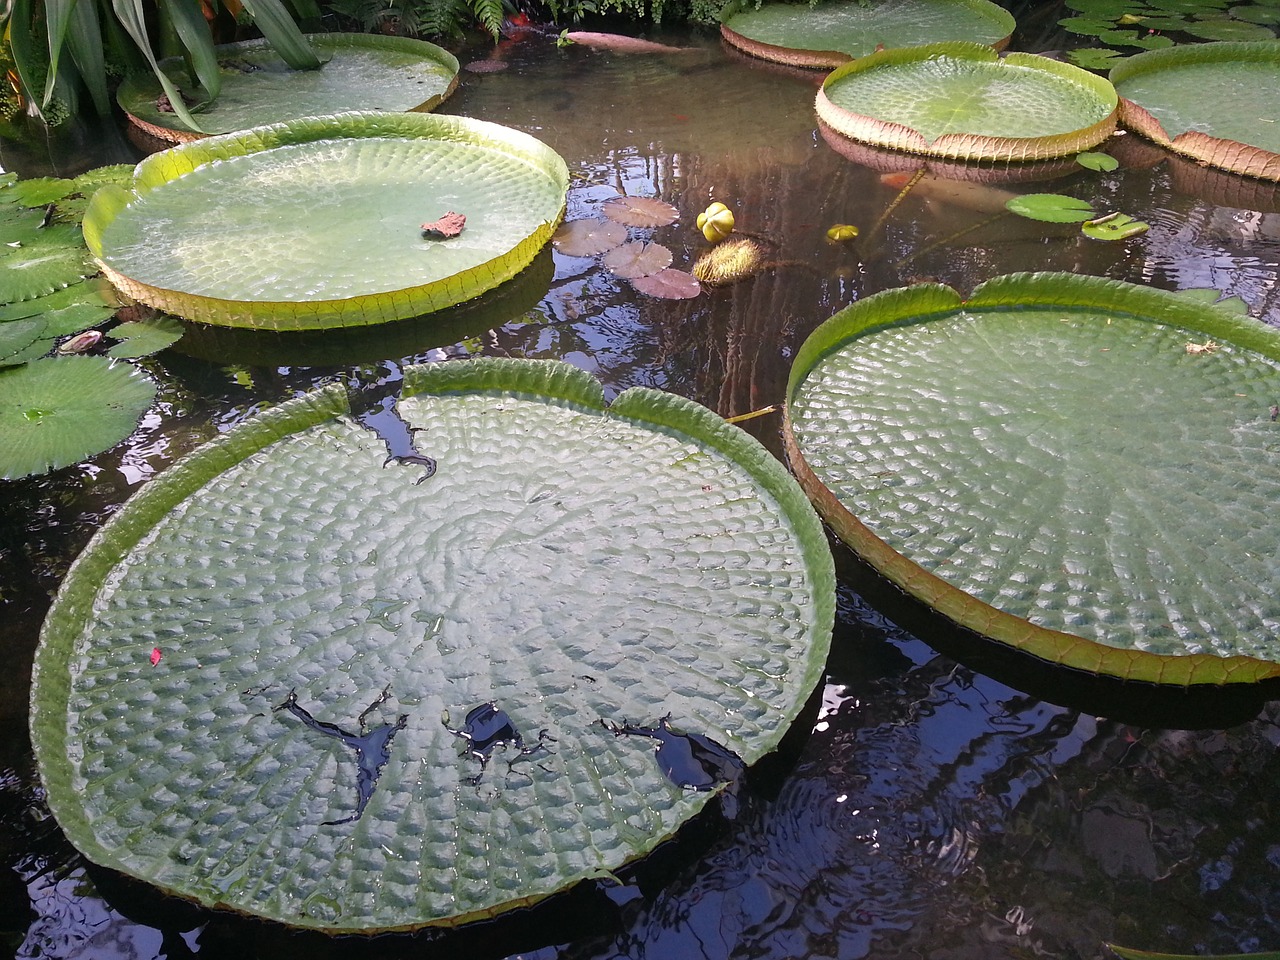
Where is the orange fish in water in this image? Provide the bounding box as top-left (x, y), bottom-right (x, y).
top-left (879, 171), bottom-right (1019, 215)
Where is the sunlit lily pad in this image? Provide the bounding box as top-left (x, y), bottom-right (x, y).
top-left (720, 0), bottom-right (1014, 68)
top-left (0, 356), bottom-right (156, 479)
top-left (31, 357), bottom-right (834, 931)
top-left (1005, 192), bottom-right (1097, 221)
top-left (551, 218), bottom-right (628, 257)
top-left (817, 43), bottom-right (1119, 161)
top-left (104, 317), bottom-right (185, 358)
top-left (0, 235), bottom-right (96, 303)
top-left (602, 239), bottom-right (673, 278)
top-left (1111, 42), bottom-right (1280, 180)
top-left (630, 267), bottom-right (702, 298)
top-left (784, 272), bottom-right (1280, 686)
top-left (601, 195), bottom-right (679, 227)
top-left (117, 34), bottom-right (460, 142)
top-left (83, 113), bottom-right (569, 330)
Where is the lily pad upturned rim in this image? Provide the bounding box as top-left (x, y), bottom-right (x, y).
top-left (816, 43), bottom-right (1120, 162)
top-left (782, 272), bottom-right (1280, 688)
top-left (1110, 41), bottom-right (1280, 182)
top-left (117, 33), bottom-right (461, 143)
top-left (719, 0), bottom-right (1015, 69)
top-left (82, 112), bottom-right (570, 331)
top-left (32, 357), bottom-right (835, 932)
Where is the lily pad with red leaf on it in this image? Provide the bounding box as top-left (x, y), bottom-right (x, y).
top-left (631, 268), bottom-right (702, 299)
top-left (421, 212), bottom-right (466, 239)
top-left (603, 241), bottom-right (673, 279)
top-left (601, 196), bottom-right (680, 228)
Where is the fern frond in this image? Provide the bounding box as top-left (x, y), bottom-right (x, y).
top-left (471, 0), bottom-right (504, 41)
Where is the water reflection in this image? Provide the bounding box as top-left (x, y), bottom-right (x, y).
top-left (2, 16), bottom-right (1280, 960)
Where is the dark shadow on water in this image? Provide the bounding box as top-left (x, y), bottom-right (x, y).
top-left (831, 539), bottom-right (1280, 731)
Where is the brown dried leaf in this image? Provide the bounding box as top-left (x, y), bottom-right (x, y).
top-left (601, 196), bottom-right (679, 228)
top-left (421, 212), bottom-right (466, 239)
top-left (602, 240), bottom-right (673, 279)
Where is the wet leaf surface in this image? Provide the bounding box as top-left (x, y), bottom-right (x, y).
top-left (551, 218), bottom-right (628, 257)
top-left (601, 195), bottom-right (679, 227)
top-left (603, 240), bottom-right (673, 278)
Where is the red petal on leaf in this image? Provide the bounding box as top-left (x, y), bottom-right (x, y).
top-left (421, 212), bottom-right (466, 239)
top-left (150, 648), bottom-right (162, 666)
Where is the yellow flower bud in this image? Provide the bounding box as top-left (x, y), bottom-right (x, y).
top-left (825, 224), bottom-right (859, 242)
top-left (696, 202), bottom-right (735, 243)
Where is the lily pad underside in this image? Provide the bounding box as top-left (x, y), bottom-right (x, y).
top-left (117, 34), bottom-right (460, 143)
top-left (83, 113), bottom-right (569, 330)
top-left (31, 358), bottom-right (835, 933)
top-left (720, 0), bottom-right (1014, 69)
top-left (817, 43), bottom-right (1119, 162)
top-left (1110, 42), bottom-right (1280, 181)
top-left (784, 273), bottom-right (1280, 687)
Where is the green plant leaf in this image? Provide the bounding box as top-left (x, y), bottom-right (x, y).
top-left (65, 0), bottom-right (113, 114)
top-left (1108, 947), bottom-right (1280, 960)
top-left (236, 0), bottom-right (322, 69)
top-left (1082, 210), bottom-right (1150, 238)
top-left (1059, 15), bottom-right (1118, 35)
top-left (162, 0), bottom-right (223, 100)
top-left (104, 316), bottom-right (184, 357)
top-left (1181, 16), bottom-right (1277, 38)
top-left (1076, 149), bottom-right (1120, 170)
top-left (0, 235), bottom-right (96, 302)
top-left (87, 112), bottom-right (569, 330)
top-left (111, 0), bottom-right (206, 133)
top-left (784, 272), bottom-right (1280, 686)
top-left (31, 357), bottom-right (834, 932)
top-left (1004, 192), bottom-right (1097, 221)
top-left (1067, 46), bottom-right (1129, 69)
top-left (0, 355), bottom-right (156, 478)
top-left (0, 317), bottom-right (48, 364)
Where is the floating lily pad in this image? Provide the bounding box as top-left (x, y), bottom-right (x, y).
top-left (784, 272), bottom-right (1280, 686)
top-left (0, 356), bottom-right (156, 479)
top-left (817, 43), bottom-right (1119, 161)
top-left (104, 317), bottom-right (185, 358)
top-left (31, 357), bottom-right (834, 931)
top-left (1005, 192), bottom-right (1097, 221)
top-left (0, 235), bottom-right (96, 303)
top-left (1180, 16), bottom-right (1277, 38)
top-left (720, 0), bottom-right (1014, 69)
top-left (83, 113), bottom-right (569, 330)
top-left (1081, 210), bottom-right (1150, 238)
top-left (117, 34), bottom-right (460, 142)
top-left (630, 267), bottom-right (702, 299)
top-left (601, 195), bottom-right (680, 227)
top-left (602, 239), bottom-right (674, 278)
top-left (1111, 42), bottom-right (1280, 180)
top-left (551, 218), bottom-right (628, 257)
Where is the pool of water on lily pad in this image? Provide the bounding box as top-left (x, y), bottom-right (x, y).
top-left (4, 9), bottom-right (1280, 959)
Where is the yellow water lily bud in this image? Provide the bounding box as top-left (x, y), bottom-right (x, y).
top-left (696, 201), bottom-right (735, 243)
top-left (826, 223), bottom-right (859, 242)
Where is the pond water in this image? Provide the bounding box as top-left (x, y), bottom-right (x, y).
top-left (4, 8), bottom-right (1280, 959)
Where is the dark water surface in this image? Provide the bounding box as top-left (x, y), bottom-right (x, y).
top-left (3, 10), bottom-right (1280, 959)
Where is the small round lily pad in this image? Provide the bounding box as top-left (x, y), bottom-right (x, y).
top-left (1111, 41), bottom-right (1280, 181)
top-left (721, 0), bottom-right (1014, 68)
top-left (817, 43), bottom-right (1119, 162)
top-left (117, 34), bottom-right (460, 142)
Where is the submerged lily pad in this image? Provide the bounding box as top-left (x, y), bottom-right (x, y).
top-left (630, 267), bottom-right (702, 299)
top-left (1111, 42), bottom-right (1280, 180)
top-left (117, 34), bottom-right (460, 142)
top-left (817, 43), bottom-right (1119, 161)
top-left (0, 356), bottom-right (156, 479)
top-left (32, 357), bottom-right (834, 932)
top-left (83, 113), bottom-right (569, 330)
top-left (784, 273), bottom-right (1280, 686)
top-left (721, 0), bottom-right (1014, 68)
top-left (552, 218), bottom-right (628, 257)
top-left (601, 195), bottom-right (680, 227)
top-left (602, 239), bottom-right (674, 278)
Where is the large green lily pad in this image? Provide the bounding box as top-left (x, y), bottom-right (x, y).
top-left (83, 113), bottom-right (569, 330)
top-left (817, 43), bottom-right (1119, 161)
top-left (720, 0), bottom-right (1014, 69)
top-left (31, 358), bottom-right (834, 932)
top-left (784, 273), bottom-right (1280, 686)
top-left (1110, 42), bottom-right (1280, 181)
top-left (117, 34), bottom-right (459, 143)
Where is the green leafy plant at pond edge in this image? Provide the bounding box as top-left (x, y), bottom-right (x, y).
top-left (1005, 192), bottom-right (1150, 239)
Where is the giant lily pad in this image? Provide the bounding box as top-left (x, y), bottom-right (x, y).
top-left (116, 34), bottom-right (459, 143)
top-left (83, 113), bottom-right (570, 330)
top-left (31, 358), bottom-right (834, 932)
top-left (1110, 42), bottom-right (1280, 181)
top-left (784, 273), bottom-right (1280, 686)
top-left (720, 0), bottom-right (1014, 69)
top-left (817, 43), bottom-right (1119, 161)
